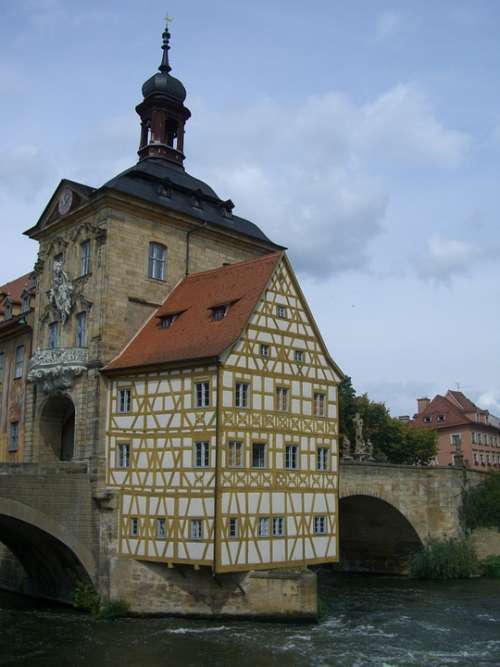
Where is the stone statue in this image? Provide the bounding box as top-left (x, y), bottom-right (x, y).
top-left (342, 434), bottom-right (352, 459)
top-left (48, 260), bottom-right (73, 324)
top-left (353, 412), bottom-right (365, 457)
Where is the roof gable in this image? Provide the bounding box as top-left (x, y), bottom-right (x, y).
top-left (24, 179), bottom-right (96, 238)
top-left (104, 253), bottom-right (283, 372)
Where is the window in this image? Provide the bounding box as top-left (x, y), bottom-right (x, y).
top-left (211, 305), bottom-right (227, 321)
top-left (252, 442), bottom-right (266, 468)
top-left (117, 443), bottom-right (130, 468)
top-left (276, 304), bottom-right (287, 318)
top-left (80, 240), bottom-right (91, 276)
top-left (191, 519), bottom-right (203, 540)
top-left (285, 444), bottom-right (299, 469)
top-left (314, 516), bottom-right (327, 535)
top-left (272, 516), bottom-right (284, 537)
top-left (235, 382), bottom-right (249, 408)
top-left (4, 301), bottom-right (12, 320)
top-left (130, 517), bottom-right (139, 537)
top-left (317, 447), bottom-right (329, 471)
top-left (259, 343), bottom-right (270, 357)
top-left (195, 381), bottom-right (210, 408)
top-left (258, 517), bottom-right (269, 537)
top-left (14, 345), bottom-right (24, 379)
top-left (118, 388), bottom-right (131, 413)
top-left (436, 415), bottom-right (445, 422)
top-left (423, 416), bottom-right (432, 423)
top-left (294, 350), bottom-right (304, 363)
top-left (276, 387), bottom-right (289, 412)
top-left (160, 314), bottom-right (177, 329)
top-left (9, 422), bottom-right (19, 453)
top-left (76, 312), bottom-right (87, 347)
top-left (228, 440), bottom-right (243, 467)
top-left (450, 433), bottom-right (462, 447)
top-left (229, 517), bottom-right (238, 538)
top-left (194, 441), bottom-right (210, 467)
top-left (21, 294), bottom-right (30, 313)
top-left (148, 242), bottom-right (166, 281)
top-left (48, 322), bottom-right (59, 349)
top-left (156, 518), bottom-right (166, 539)
top-left (314, 392), bottom-right (326, 417)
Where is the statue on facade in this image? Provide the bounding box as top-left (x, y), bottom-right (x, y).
top-left (48, 259), bottom-right (74, 324)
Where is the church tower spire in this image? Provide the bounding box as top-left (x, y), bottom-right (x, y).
top-left (136, 19), bottom-right (191, 166)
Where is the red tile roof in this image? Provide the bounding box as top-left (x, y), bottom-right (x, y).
top-left (0, 272), bottom-right (32, 315)
top-left (412, 391), bottom-right (497, 431)
top-left (105, 252), bottom-right (283, 372)
top-left (446, 390), bottom-right (484, 414)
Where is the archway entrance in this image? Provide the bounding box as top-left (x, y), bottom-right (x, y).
top-left (339, 495), bottom-right (422, 574)
top-left (39, 395), bottom-right (75, 462)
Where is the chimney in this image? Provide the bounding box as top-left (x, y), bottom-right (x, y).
top-left (398, 415), bottom-right (410, 423)
top-left (417, 397), bottom-right (430, 414)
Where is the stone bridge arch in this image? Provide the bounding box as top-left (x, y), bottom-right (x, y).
top-left (338, 487), bottom-right (424, 574)
top-left (0, 497), bottom-right (96, 603)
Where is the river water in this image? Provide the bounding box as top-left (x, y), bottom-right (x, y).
top-left (1, 573), bottom-right (499, 667)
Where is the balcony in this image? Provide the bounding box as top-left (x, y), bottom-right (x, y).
top-left (28, 347), bottom-right (88, 394)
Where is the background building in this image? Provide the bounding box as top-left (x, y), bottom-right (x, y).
top-left (411, 390), bottom-right (500, 470)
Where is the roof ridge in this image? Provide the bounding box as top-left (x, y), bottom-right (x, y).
top-left (181, 251), bottom-right (283, 283)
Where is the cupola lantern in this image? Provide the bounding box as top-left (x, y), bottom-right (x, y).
top-left (136, 20), bottom-right (191, 166)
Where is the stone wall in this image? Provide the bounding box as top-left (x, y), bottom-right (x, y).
top-left (470, 528), bottom-right (500, 560)
top-left (109, 557), bottom-right (317, 620)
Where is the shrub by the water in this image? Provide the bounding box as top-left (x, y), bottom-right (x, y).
top-left (463, 472), bottom-right (500, 531)
top-left (409, 538), bottom-right (479, 580)
top-left (480, 555), bottom-right (500, 578)
top-left (73, 581), bottom-right (129, 618)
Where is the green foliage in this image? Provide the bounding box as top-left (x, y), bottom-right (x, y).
top-left (73, 581), bottom-right (129, 619)
top-left (463, 473), bottom-right (500, 531)
top-left (97, 599), bottom-right (130, 619)
top-left (409, 538), bottom-right (480, 580)
top-left (338, 376), bottom-right (437, 465)
top-left (480, 556), bottom-right (500, 578)
top-left (73, 581), bottom-right (101, 615)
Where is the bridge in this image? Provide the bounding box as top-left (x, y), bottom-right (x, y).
top-left (0, 461), bottom-right (485, 602)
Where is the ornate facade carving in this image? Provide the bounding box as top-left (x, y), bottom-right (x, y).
top-left (48, 260), bottom-right (74, 324)
top-left (28, 347), bottom-right (88, 393)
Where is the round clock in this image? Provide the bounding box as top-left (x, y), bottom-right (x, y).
top-left (58, 188), bottom-right (73, 215)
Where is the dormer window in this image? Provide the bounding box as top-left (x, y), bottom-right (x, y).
top-left (211, 305), bottom-right (228, 321)
top-left (436, 415), bottom-right (445, 422)
top-left (423, 416), bottom-right (432, 423)
top-left (4, 301), bottom-right (12, 320)
top-left (21, 294), bottom-right (30, 313)
top-left (160, 314), bottom-right (177, 329)
top-left (192, 195), bottom-right (203, 210)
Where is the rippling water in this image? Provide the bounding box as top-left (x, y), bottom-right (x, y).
top-left (1, 573), bottom-right (499, 667)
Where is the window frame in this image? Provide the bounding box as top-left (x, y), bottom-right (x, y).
top-left (259, 343), bottom-right (270, 357)
top-left (229, 517), bottom-right (238, 539)
top-left (251, 442), bottom-right (267, 469)
top-left (285, 444), bottom-right (299, 470)
top-left (313, 515), bottom-right (327, 535)
top-left (194, 380), bottom-right (210, 408)
top-left (156, 517), bottom-right (166, 540)
top-left (235, 381), bottom-right (250, 409)
top-left (80, 239), bottom-right (91, 276)
top-left (314, 392), bottom-right (326, 417)
top-left (316, 446), bottom-right (329, 471)
top-left (48, 321), bottom-right (59, 350)
top-left (272, 516), bottom-right (285, 537)
top-left (193, 440), bottom-right (210, 468)
top-left (190, 518), bottom-right (203, 540)
top-left (148, 242), bottom-right (167, 282)
top-left (227, 440), bottom-right (244, 468)
top-left (294, 350), bottom-right (305, 364)
top-left (8, 421), bottom-right (19, 453)
top-left (275, 386), bottom-right (289, 412)
top-left (276, 304), bottom-right (287, 318)
top-left (118, 388), bottom-right (132, 414)
top-left (130, 517), bottom-right (139, 538)
top-left (257, 517), bottom-right (269, 538)
top-left (14, 345), bottom-right (24, 379)
top-left (117, 442), bottom-right (130, 469)
top-left (76, 311), bottom-right (87, 347)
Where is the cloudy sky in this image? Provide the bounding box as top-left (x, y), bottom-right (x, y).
top-left (1, 0), bottom-right (499, 416)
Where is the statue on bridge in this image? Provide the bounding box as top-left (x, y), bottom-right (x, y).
top-left (352, 412), bottom-right (375, 462)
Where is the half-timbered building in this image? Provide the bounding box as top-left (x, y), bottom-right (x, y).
top-left (104, 251), bottom-right (342, 572)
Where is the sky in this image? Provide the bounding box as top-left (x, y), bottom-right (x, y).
top-left (0, 0), bottom-right (499, 417)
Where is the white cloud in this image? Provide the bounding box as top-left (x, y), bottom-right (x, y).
top-left (476, 391), bottom-right (500, 416)
top-left (188, 84), bottom-right (470, 278)
top-left (416, 234), bottom-right (483, 282)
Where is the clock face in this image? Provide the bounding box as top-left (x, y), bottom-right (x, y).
top-left (58, 188), bottom-right (73, 215)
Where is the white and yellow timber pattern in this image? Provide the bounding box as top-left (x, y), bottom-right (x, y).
top-left (106, 255), bottom-right (341, 572)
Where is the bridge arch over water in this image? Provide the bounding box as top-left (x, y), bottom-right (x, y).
top-left (0, 497), bottom-right (95, 602)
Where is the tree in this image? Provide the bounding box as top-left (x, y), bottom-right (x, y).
top-left (338, 377), bottom-right (437, 465)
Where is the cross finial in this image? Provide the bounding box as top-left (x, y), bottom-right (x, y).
top-left (159, 14), bottom-right (173, 74)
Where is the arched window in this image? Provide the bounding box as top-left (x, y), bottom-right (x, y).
top-left (148, 242), bottom-right (167, 281)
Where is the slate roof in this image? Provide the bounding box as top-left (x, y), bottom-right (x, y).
top-left (104, 252), bottom-right (282, 372)
top-left (101, 158), bottom-right (281, 248)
